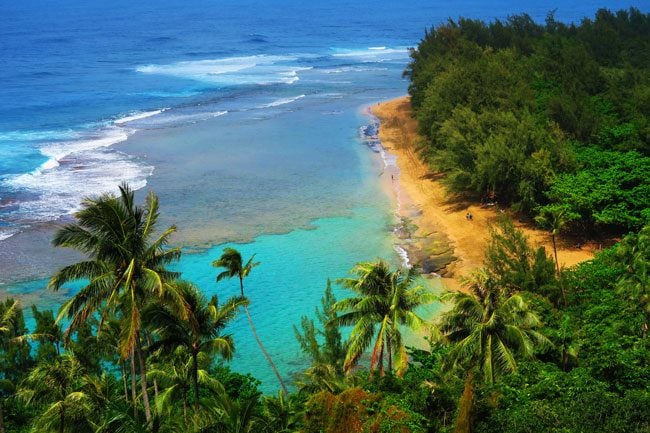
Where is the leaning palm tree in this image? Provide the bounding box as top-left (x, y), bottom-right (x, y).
top-left (146, 281), bottom-right (245, 409)
top-left (48, 183), bottom-right (183, 423)
top-left (437, 270), bottom-right (550, 433)
top-left (18, 354), bottom-right (97, 433)
top-left (332, 259), bottom-right (436, 377)
top-left (212, 248), bottom-right (289, 396)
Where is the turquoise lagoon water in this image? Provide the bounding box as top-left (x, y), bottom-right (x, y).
top-left (1, 0), bottom-right (642, 391)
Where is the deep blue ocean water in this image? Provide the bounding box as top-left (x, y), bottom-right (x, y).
top-left (0, 0), bottom-right (642, 391)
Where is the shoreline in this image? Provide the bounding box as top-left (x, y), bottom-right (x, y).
top-left (371, 96), bottom-right (596, 292)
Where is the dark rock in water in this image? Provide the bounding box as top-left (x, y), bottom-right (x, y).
top-left (419, 254), bottom-right (456, 274)
top-left (359, 121), bottom-right (382, 153)
top-left (397, 223), bottom-right (457, 276)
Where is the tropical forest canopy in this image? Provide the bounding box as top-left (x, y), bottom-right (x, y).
top-left (406, 7), bottom-right (650, 232)
top-left (0, 8), bottom-right (649, 433)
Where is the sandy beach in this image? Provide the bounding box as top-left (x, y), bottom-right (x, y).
top-left (372, 96), bottom-right (596, 292)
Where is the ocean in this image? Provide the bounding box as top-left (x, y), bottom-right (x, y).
top-left (0, 0), bottom-right (639, 391)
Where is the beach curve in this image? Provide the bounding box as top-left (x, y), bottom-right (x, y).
top-left (371, 96), bottom-right (596, 292)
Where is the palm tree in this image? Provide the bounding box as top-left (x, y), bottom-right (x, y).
top-left (440, 270), bottom-right (550, 383)
top-left (332, 259), bottom-right (436, 378)
top-left (197, 394), bottom-right (264, 433)
top-left (146, 281), bottom-right (245, 409)
top-left (149, 348), bottom-right (225, 423)
top-left (212, 248), bottom-right (289, 396)
top-left (12, 307), bottom-right (63, 362)
top-left (0, 300), bottom-right (19, 335)
top-left (535, 205), bottom-right (577, 305)
top-left (616, 224), bottom-right (650, 338)
top-left (149, 350), bottom-right (192, 422)
top-left (262, 391), bottom-right (302, 433)
top-left (95, 319), bottom-right (134, 409)
top-left (0, 299), bottom-right (19, 433)
top-left (48, 183), bottom-right (183, 423)
top-left (437, 270), bottom-right (550, 433)
top-left (294, 281), bottom-right (348, 393)
top-left (18, 354), bottom-right (97, 433)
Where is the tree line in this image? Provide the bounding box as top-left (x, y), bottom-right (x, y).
top-left (405, 8), bottom-right (650, 234)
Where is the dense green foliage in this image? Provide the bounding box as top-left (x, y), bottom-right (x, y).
top-left (0, 180), bottom-right (648, 432)
top-left (1, 9), bottom-right (649, 432)
top-left (406, 8), bottom-right (650, 229)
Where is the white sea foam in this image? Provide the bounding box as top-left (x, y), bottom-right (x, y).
top-left (3, 120), bottom-right (153, 224)
top-left (138, 110), bottom-right (228, 127)
top-left (331, 47), bottom-right (409, 62)
top-left (0, 228), bottom-right (19, 242)
top-left (322, 66), bottom-right (389, 74)
top-left (258, 95), bottom-right (305, 108)
top-left (6, 149), bottom-right (153, 222)
top-left (395, 245), bottom-right (411, 268)
top-left (115, 108), bottom-right (169, 125)
top-left (35, 127), bottom-right (131, 173)
top-left (136, 55), bottom-right (309, 86)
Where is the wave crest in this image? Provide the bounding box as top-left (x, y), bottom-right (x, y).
top-left (136, 55), bottom-right (308, 86)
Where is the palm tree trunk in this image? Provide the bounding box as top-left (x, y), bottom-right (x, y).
top-left (243, 305), bottom-right (288, 396)
top-left (240, 277), bottom-right (289, 396)
top-left (378, 341), bottom-right (385, 378)
top-left (386, 336), bottom-right (392, 374)
top-left (121, 360), bottom-right (129, 403)
top-left (191, 351), bottom-right (200, 410)
top-left (552, 234), bottom-right (567, 306)
top-left (145, 334), bottom-right (159, 402)
top-left (153, 378), bottom-right (159, 403)
top-left (454, 369), bottom-right (474, 433)
top-left (135, 335), bottom-right (152, 423)
top-left (130, 350), bottom-right (138, 418)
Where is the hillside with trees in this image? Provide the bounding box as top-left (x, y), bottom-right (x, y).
top-left (0, 8), bottom-right (649, 433)
top-left (405, 8), bottom-right (650, 234)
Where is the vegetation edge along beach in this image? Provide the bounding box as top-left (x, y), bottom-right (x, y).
top-left (371, 96), bottom-right (597, 293)
top-left (0, 7), bottom-right (649, 433)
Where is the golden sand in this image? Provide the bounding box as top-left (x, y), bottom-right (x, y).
top-left (371, 96), bottom-right (595, 292)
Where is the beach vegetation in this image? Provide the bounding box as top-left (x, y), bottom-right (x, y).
top-left (332, 260), bottom-right (436, 378)
top-left (2, 8), bottom-right (650, 433)
top-left (212, 248), bottom-right (289, 397)
top-left (406, 7), bottom-right (650, 231)
top-left (0, 185), bottom-right (648, 432)
top-left (47, 183), bottom-right (182, 423)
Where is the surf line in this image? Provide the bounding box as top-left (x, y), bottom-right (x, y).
top-left (361, 106), bottom-right (411, 269)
